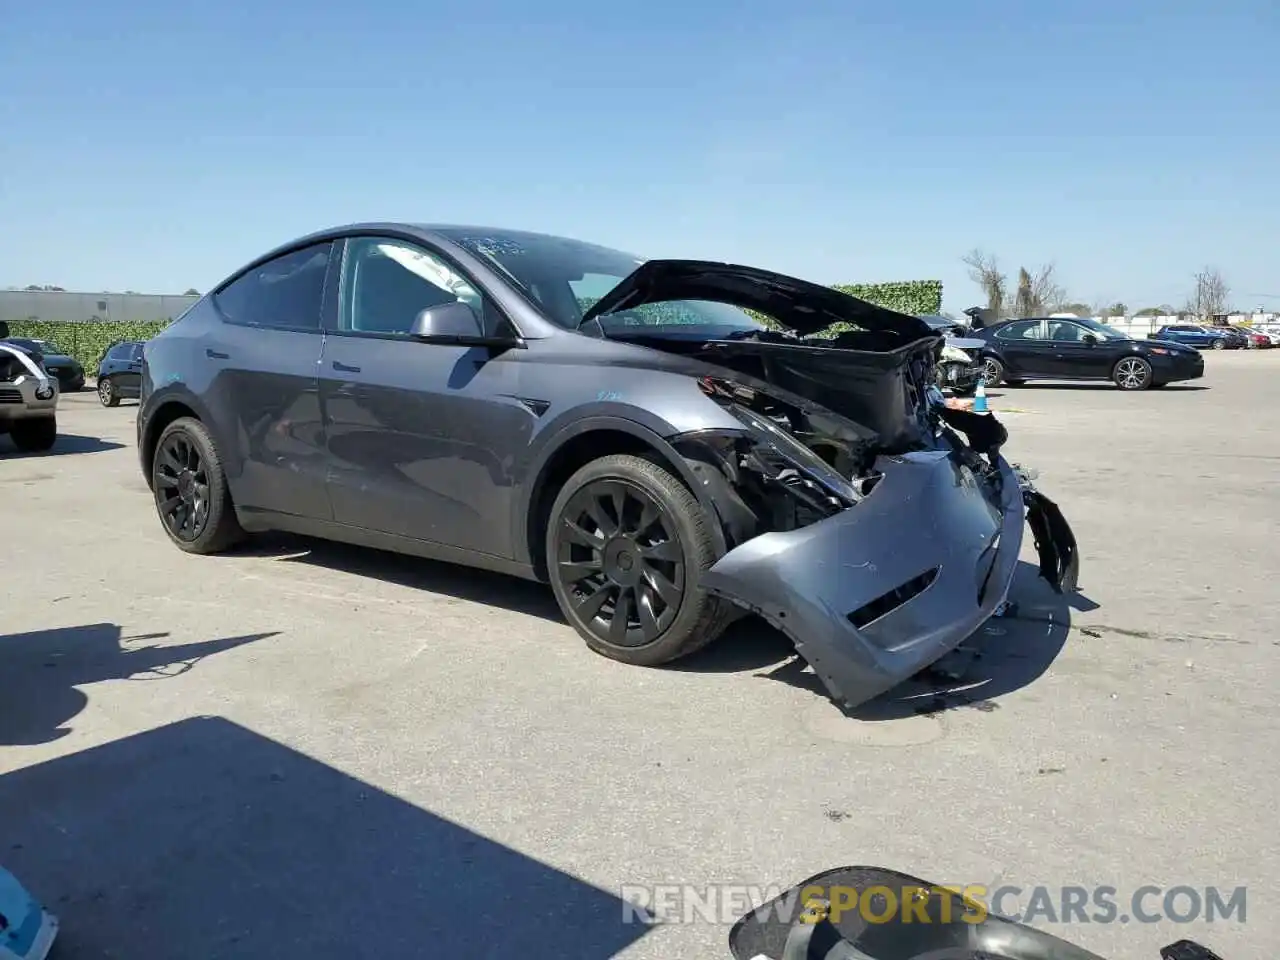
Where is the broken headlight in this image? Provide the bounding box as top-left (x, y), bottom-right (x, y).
top-left (722, 403), bottom-right (861, 504)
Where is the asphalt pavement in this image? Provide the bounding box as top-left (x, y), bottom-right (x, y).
top-left (1, 351), bottom-right (1277, 960)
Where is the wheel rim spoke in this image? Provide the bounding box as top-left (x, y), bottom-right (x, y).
top-left (574, 583), bottom-right (612, 619)
top-left (561, 517), bottom-right (604, 550)
top-left (636, 590), bottom-right (663, 641)
top-left (609, 587), bottom-right (633, 644)
top-left (641, 539), bottom-right (680, 562)
top-left (585, 495), bottom-right (617, 537)
top-left (641, 566), bottom-right (681, 607)
top-left (558, 557), bottom-right (603, 582)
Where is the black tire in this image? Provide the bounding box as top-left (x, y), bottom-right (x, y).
top-left (1212, 338), bottom-right (1226, 350)
top-left (1113, 356), bottom-right (1153, 391)
top-left (546, 453), bottom-right (729, 667)
top-left (98, 376), bottom-right (120, 407)
top-left (151, 416), bottom-right (244, 554)
top-left (980, 356), bottom-right (1005, 387)
top-left (9, 416), bottom-right (56, 452)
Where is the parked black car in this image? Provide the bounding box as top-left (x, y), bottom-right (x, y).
top-left (97, 340), bottom-right (145, 406)
top-left (970, 316), bottom-right (1204, 390)
top-left (135, 223), bottom-right (1078, 711)
top-left (0, 337), bottom-right (85, 391)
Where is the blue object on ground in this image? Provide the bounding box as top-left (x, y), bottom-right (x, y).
top-left (0, 865), bottom-right (58, 960)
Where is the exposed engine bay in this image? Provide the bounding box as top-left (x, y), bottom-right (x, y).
top-left (651, 328), bottom-right (1009, 545)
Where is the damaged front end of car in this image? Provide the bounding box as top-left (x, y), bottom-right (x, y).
top-left (586, 260), bottom-right (1080, 711)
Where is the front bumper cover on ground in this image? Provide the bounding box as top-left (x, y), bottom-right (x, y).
top-left (701, 451), bottom-right (1079, 712)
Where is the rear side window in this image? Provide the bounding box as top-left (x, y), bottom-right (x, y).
top-left (214, 242), bottom-right (332, 331)
top-left (996, 320), bottom-right (1043, 340)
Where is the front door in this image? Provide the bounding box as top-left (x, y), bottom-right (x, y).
top-left (1043, 320), bottom-right (1116, 378)
top-left (319, 235), bottom-right (531, 559)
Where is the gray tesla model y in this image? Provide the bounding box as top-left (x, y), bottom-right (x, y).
top-left (136, 224), bottom-right (1078, 710)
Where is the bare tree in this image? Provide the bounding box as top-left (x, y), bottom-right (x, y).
top-left (964, 249), bottom-right (1069, 316)
top-left (1012, 267), bottom-right (1034, 316)
top-left (1188, 267), bottom-right (1230, 321)
top-left (962, 249), bottom-right (1007, 314)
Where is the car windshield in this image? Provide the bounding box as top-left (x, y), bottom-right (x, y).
top-left (1072, 317), bottom-right (1129, 340)
top-left (436, 228), bottom-right (767, 335)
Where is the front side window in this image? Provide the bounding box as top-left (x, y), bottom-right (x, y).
top-left (1047, 321), bottom-right (1089, 342)
top-left (107, 343), bottom-right (133, 360)
top-left (996, 320), bottom-right (1043, 341)
top-left (340, 237), bottom-right (490, 336)
top-left (214, 242), bottom-right (332, 331)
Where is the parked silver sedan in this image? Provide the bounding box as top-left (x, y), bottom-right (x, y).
top-left (0, 341), bottom-right (59, 452)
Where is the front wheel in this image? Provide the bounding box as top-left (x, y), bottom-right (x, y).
top-left (980, 356), bottom-right (1005, 387)
top-left (9, 416), bottom-right (56, 452)
top-left (151, 417), bottom-right (244, 554)
top-left (98, 377), bottom-right (120, 407)
top-left (1212, 338), bottom-right (1226, 350)
top-left (546, 453), bottom-right (729, 667)
top-left (1113, 356), bottom-right (1152, 391)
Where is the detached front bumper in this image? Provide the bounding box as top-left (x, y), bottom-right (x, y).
top-left (702, 450), bottom-right (1078, 711)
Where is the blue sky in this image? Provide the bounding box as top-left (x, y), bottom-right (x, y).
top-left (2, 0), bottom-right (1277, 312)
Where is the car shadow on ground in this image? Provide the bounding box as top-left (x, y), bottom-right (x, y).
top-left (700, 561), bottom-right (1095, 720)
top-left (0, 623), bottom-right (275, 747)
top-left (0, 433), bottom-right (124, 457)
top-left (236, 534), bottom-right (567, 621)
top-left (0, 716), bottom-right (653, 959)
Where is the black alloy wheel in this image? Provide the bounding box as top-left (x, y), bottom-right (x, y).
top-left (154, 430), bottom-right (212, 543)
top-left (555, 478), bottom-right (686, 648)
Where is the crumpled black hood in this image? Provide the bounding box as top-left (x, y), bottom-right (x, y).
top-left (580, 259), bottom-right (936, 342)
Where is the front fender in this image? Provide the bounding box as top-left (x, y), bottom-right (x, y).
top-left (512, 411), bottom-right (732, 567)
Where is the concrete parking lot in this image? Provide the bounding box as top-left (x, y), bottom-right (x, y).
top-left (2, 352), bottom-right (1277, 960)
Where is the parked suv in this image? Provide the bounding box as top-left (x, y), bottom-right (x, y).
top-left (1150, 324), bottom-right (1246, 350)
top-left (97, 340), bottom-right (145, 406)
top-left (0, 342), bottom-right (59, 452)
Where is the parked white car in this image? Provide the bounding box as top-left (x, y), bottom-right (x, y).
top-left (0, 341), bottom-right (59, 452)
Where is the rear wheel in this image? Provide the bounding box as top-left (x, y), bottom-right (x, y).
top-left (98, 376), bottom-right (120, 407)
top-left (1113, 356), bottom-right (1152, 391)
top-left (9, 416), bottom-right (56, 452)
top-left (546, 454), bottom-right (728, 667)
top-left (151, 417), bottom-right (244, 554)
top-left (980, 356), bottom-right (1005, 387)
top-left (1212, 338), bottom-right (1226, 350)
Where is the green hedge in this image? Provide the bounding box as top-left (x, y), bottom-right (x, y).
top-left (4, 320), bottom-right (173, 372)
top-left (832, 280), bottom-right (943, 316)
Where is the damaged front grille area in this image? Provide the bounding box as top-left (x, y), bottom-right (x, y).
top-left (846, 566), bottom-right (940, 630)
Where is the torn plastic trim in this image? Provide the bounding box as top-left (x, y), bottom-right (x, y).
top-left (699, 452), bottom-right (1028, 712)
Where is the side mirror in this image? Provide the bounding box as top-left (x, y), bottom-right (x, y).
top-left (1081, 333), bottom-right (1099, 345)
top-left (410, 301), bottom-right (482, 339)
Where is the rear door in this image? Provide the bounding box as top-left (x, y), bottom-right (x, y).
top-left (203, 242), bottom-right (336, 522)
top-left (992, 319), bottom-right (1052, 377)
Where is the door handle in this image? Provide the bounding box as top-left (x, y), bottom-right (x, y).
top-left (332, 361), bottom-right (361, 373)
top-left (206, 349), bottom-right (230, 360)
